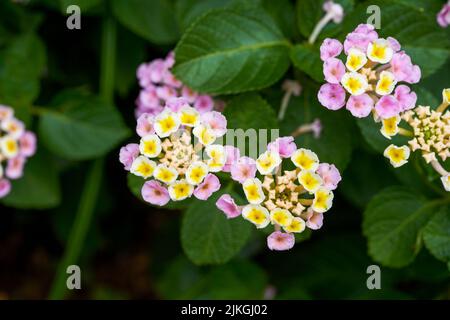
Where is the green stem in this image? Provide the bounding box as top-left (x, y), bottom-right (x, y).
top-left (48, 15), bottom-right (117, 300)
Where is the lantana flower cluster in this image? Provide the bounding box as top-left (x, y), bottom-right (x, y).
top-left (382, 89), bottom-right (450, 191)
top-left (318, 24), bottom-right (420, 119)
top-left (135, 51), bottom-right (222, 118)
top-left (216, 137), bottom-right (341, 251)
top-left (0, 105), bottom-right (37, 199)
top-left (120, 99), bottom-right (228, 206)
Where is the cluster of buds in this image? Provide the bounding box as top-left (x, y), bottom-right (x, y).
top-left (119, 99), bottom-right (228, 205)
top-left (318, 24), bottom-right (421, 119)
top-left (135, 52), bottom-right (222, 118)
top-left (0, 105), bottom-right (37, 199)
top-left (216, 136), bottom-right (341, 251)
top-left (382, 89), bottom-right (450, 191)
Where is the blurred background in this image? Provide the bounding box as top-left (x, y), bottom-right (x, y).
top-left (0, 0), bottom-right (449, 300)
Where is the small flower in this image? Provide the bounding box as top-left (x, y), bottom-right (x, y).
top-left (6, 156), bottom-right (25, 179)
top-left (256, 151), bottom-right (282, 175)
top-left (166, 97), bottom-right (190, 112)
top-left (205, 144), bottom-right (227, 172)
top-left (375, 95), bottom-right (401, 119)
top-left (341, 72), bottom-right (369, 96)
top-left (19, 132), bottom-right (37, 157)
top-left (0, 179), bottom-right (11, 198)
top-left (194, 95), bottom-right (214, 113)
top-left (0, 136), bottom-right (19, 159)
top-left (298, 170), bottom-right (323, 193)
top-left (320, 38), bottom-right (343, 61)
top-left (139, 134), bottom-right (162, 158)
top-left (168, 179), bottom-right (194, 201)
top-left (394, 85), bottom-right (417, 111)
top-left (222, 146), bottom-right (240, 173)
top-left (154, 164), bottom-right (178, 183)
top-left (283, 217), bottom-right (306, 233)
top-left (383, 144), bottom-right (410, 167)
top-left (291, 148), bottom-right (319, 171)
top-left (193, 173), bottom-right (220, 200)
top-left (119, 144), bottom-right (140, 171)
top-left (185, 161), bottom-right (209, 185)
top-left (267, 136), bottom-right (297, 158)
top-left (216, 194), bottom-right (242, 218)
top-left (130, 156), bottom-right (157, 179)
top-left (380, 116), bottom-right (401, 139)
top-left (136, 113), bottom-right (155, 137)
top-left (242, 204), bottom-right (270, 229)
top-left (345, 48), bottom-right (367, 72)
top-left (230, 156), bottom-right (257, 183)
top-left (270, 208), bottom-right (294, 227)
top-left (316, 163), bottom-right (341, 190)
top-left (367, 39), bottom-right (394, 64)
top-left (282, 80), bottom-right (302, 96)
top-left (318, 83), bottom-right (346, 110)
top-left (267, 231), bottom-right (295, 251)
top-left (346, 93), bottom-right (374, 118)
top-left (142, 180), bottom-right (170, 206)
top-left (201, 111), bottom-right (227, 137)
top-left (154, 109), bottom-right (180, 138)
top-left (305, 210), bottom-right (324, 230)
top-left (442, 88), bottom-right (450, 104)
top-left (376, 71), bottom-right (397, 96)
top-left (179, 106), bottom-right (200, 127)
top-left (323, 0), bottom-right (344, 23)
top-left (324, 58), bottom-right (346, 84)
top-left (440, 175), bottom-right (450, 191)
top-left (193, 124), bottom-right (216, 146)
top-left (243, 178), bottom-right (265, 204)
top-left (437, 1), bottom-right (450, 28)
top-left (312, 187), bottom-right (334, 213)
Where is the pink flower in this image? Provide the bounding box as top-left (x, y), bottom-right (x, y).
top-left (394, 85), bottom-right (417, 111)
top-left (390, 51), bottom-right (421, 84)
top-left (119, 143), bottom-right (140, 171)
top-left (230, 156), bottom-right (257, 183)
top-left (165, 97), bottom-right (189, 113)
top-left (322, 0), bottom-right (344, 23)
top-left (0, 179), bottom-right (11, 198)
top-left (181, 86), bottom-right (198, 103)
top-left (267, 231), bottom-right (295, 251)
top-left (320, 38), bottom-right (343, 61)
top-left (156, 85), bottom-right (177, 101)
top-left (387, 37), bottom-right (401, 52)
top-left (345, 93), bottom-right (374, 118)
top-left (6, 156), bottom-right (25, 179)
top-left (193, 173), bottom-right (221, 200)
top-left (216, 194), bottom-right (242, 219)
top-left (141, 180), bottom-right (170, 206)
top-left (437, 2), bottom-right (450, 27)
top-left (164, 51), bottom-right (175, 68)
top-left (0, 105), bottom-right (13, 121)
top-left (343, 24), bottom-right (378, 54)
top-left (222, 146), bottom-right (240, 172)
top-left (267, 136), bottom-right (297, 158)
top-left (163, 72), bottom-right (182, 88)
top-left (19, 131), bottom-right (37, 157)
top-left (282, 80), bottom-right (302, 96)
top-left (147, 59), bottom-right (168, 84)
top-left (323, 58), bottom-right (345, 84)
top-left (136, 113), bottom-right (155, 137)
top-left (305, 212), bottom-right (324, 230)
top-left (318, 83), bottom-right (346, 110)
top-left (201, 111), bottom-right (227, 137)
top-left (194, 95), bottom-right (214, 113)
top-left (138, 86), bottom-right (159, 108)
top-left (316, 163), bottom-right (341, 190)
top-left (375, 95), bottom-right (401, 119)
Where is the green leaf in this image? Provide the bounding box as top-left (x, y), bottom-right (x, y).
top-left (261, 0), bottom-right (296, 39)
top-left (1, 150), bottom-right (61, 209)
top-left (341, 0), bottom-right (450, 78)
top-left (38, 90), bottom-right (130, 160)
top-left (290, 43), bottom-right (323, 82)
top-left (181, 189), bottom-right (252, 265)
top-left (112, 0), bottom-right (179, 45)
top-left (173, 7), bottom-right (291, 94)
top-left (280, 84), bottom-right (354, 171)
top-left (175, 0), bottom-right (232, 31)
top-left (0, 33), bottom-right (46, 113)
top-left (296, 0), bottom-right (354, 41)
top-left (363, 187), bottom-right (437, 268)
top-left (423, 206), bottom-right (450, 263)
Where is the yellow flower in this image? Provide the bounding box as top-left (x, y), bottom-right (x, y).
top-left (283, 217), bottom-right (306, 233)
top-left (346, 48), bottom-right (367, 72)
top-left (312, 188), bottom-right (334, 213)
top-left (193, 124), bottom-right (216, 146)
top-left (185, 161), bottom-right (208, 185)
top-left (179, 106), bottom-right (200, 127)
top-left (242, 204), bottom-right (270, 229)
top-left (383, 144), bottom-right (410, 168)
top-left (341, 72), bottom-right (368, 96)
top-left (380, 116), bottom-right (400, 139)
top-left (243, 178), bottom-right (265, 204)
top-left (168, 179), bottom-right (194, 201)
top-left (291, 148), bottom-right (319, 171)
top-left (0, 136), bottom-right (19, 159)
top-left (440, 175), bottom-right (450, 192)
top-left (442, 88), bottom-right (450, 104)
top-left (139, 134), bottom-right (162, 158)
top-left (256, 151), bottom-right (282, 175)
top-left (367, 39), bottom-right (393, 63)
top-left (130, 156), bottom-right (156, 179)
top-left (270, 208), bottom-right (293, 227)
top-left (205, 144), bottom-right (226, 172)
top-left (298, 170), bottom-right (323, 193)
top-left (375, 71), bottom-right (397, 96)
top-left (153, 164), bottom-right (178, 184)
top-left (154, 110), bottom-right (180, 137)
